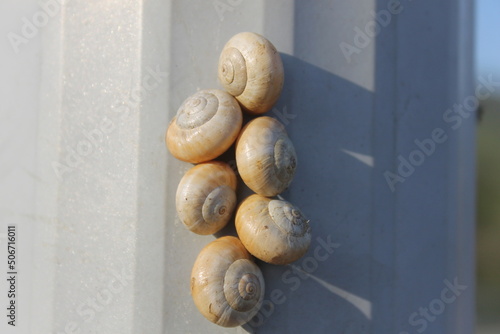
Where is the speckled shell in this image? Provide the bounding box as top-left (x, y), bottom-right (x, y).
top-left (235, 195), bottom-right (311, 265)
top-left (236, 116), bottom-right (297, 197)
top-left (191, 236), bottom-right (265, 327)
top-left (166, 89), bottom-right (242, 163)
top-left (176, 162), bottom-right (237, 235)
top-left (218, 32), bottom-right (284, 115)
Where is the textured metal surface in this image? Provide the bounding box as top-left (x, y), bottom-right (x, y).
top-left (0, 0), bottom-right (474, 333)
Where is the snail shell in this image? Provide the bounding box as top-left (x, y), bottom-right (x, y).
top-left (166, 89), bottom-right (242, 163)
top-left (191, 236), bottom-right (265, 327)
top-left (218, 32), bottom-right (284, 115)
top-left (176, 162), bottom-right (237, 235)
top-left (235, 194), bottom-right (311, 265)
top-left (236, 116), bottom-right (297, 197)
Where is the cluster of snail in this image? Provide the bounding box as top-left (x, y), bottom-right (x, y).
top-left (165, 32), bottom-right (311, 328)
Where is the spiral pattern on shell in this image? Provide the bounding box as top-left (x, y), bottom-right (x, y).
top-left (176, 162), bottom-right (237, 235)
top-left (191, 236), bottom-right (265, 327)
top-left (236, 116), bottom-right (297, 197)
top-left (218, 32), bottom-right (284, 115)
top-left (219, 47), bottom-right (247, 96)
top-left (236, 194), bottom-right (311, 265)
top-left (166, 89), bottom-right (242, 163)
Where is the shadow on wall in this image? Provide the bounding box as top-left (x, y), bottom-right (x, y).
top-left (236, 1), bottom-right (384, 333)
top-left (241, 0), bottom-right (467, 332)
top-left (237, 0), bottom-right (394, 332)
top-left (237, 52), bottom-right (383, 334)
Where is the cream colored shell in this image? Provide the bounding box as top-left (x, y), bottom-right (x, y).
top-left (218, 32), bottom-right (284, 115)
top-left (191, 236), bottom-right (265, 327)
top-left (236, 116), bottom-right (297, 197)
top-left (235, 195), bottom-right (311, 265)
top-left (166, 89), bottom-right (242, 163)
top-left (176, 162), bottom-right (237, 235)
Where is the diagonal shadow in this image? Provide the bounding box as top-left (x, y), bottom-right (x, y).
top-left (238, 52), bottom-right (380, 333)
top-left (238, 0), bottom-right (402, 332)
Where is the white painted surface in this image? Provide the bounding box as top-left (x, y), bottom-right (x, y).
top-left (0, 0), bottom-right (475, 333)
top-left (0, 1), bottom-right (41, 333)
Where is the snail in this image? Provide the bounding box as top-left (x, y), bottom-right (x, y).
top-left (176, 162), bottom-right (237, 235)
top-left (218, 32), bottom-right (284, 115)
top-left (166, 89), bottom-right (242, 163)
top-left (236, 116), bottom-right (297, 197)
top-left (235, 194), bottom-right (311, 265)
top-left (191, 236), bottom-right (265, 327)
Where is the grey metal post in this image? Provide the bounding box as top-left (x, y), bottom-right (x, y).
top-left (26, 0), bottom-right (475, 333)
